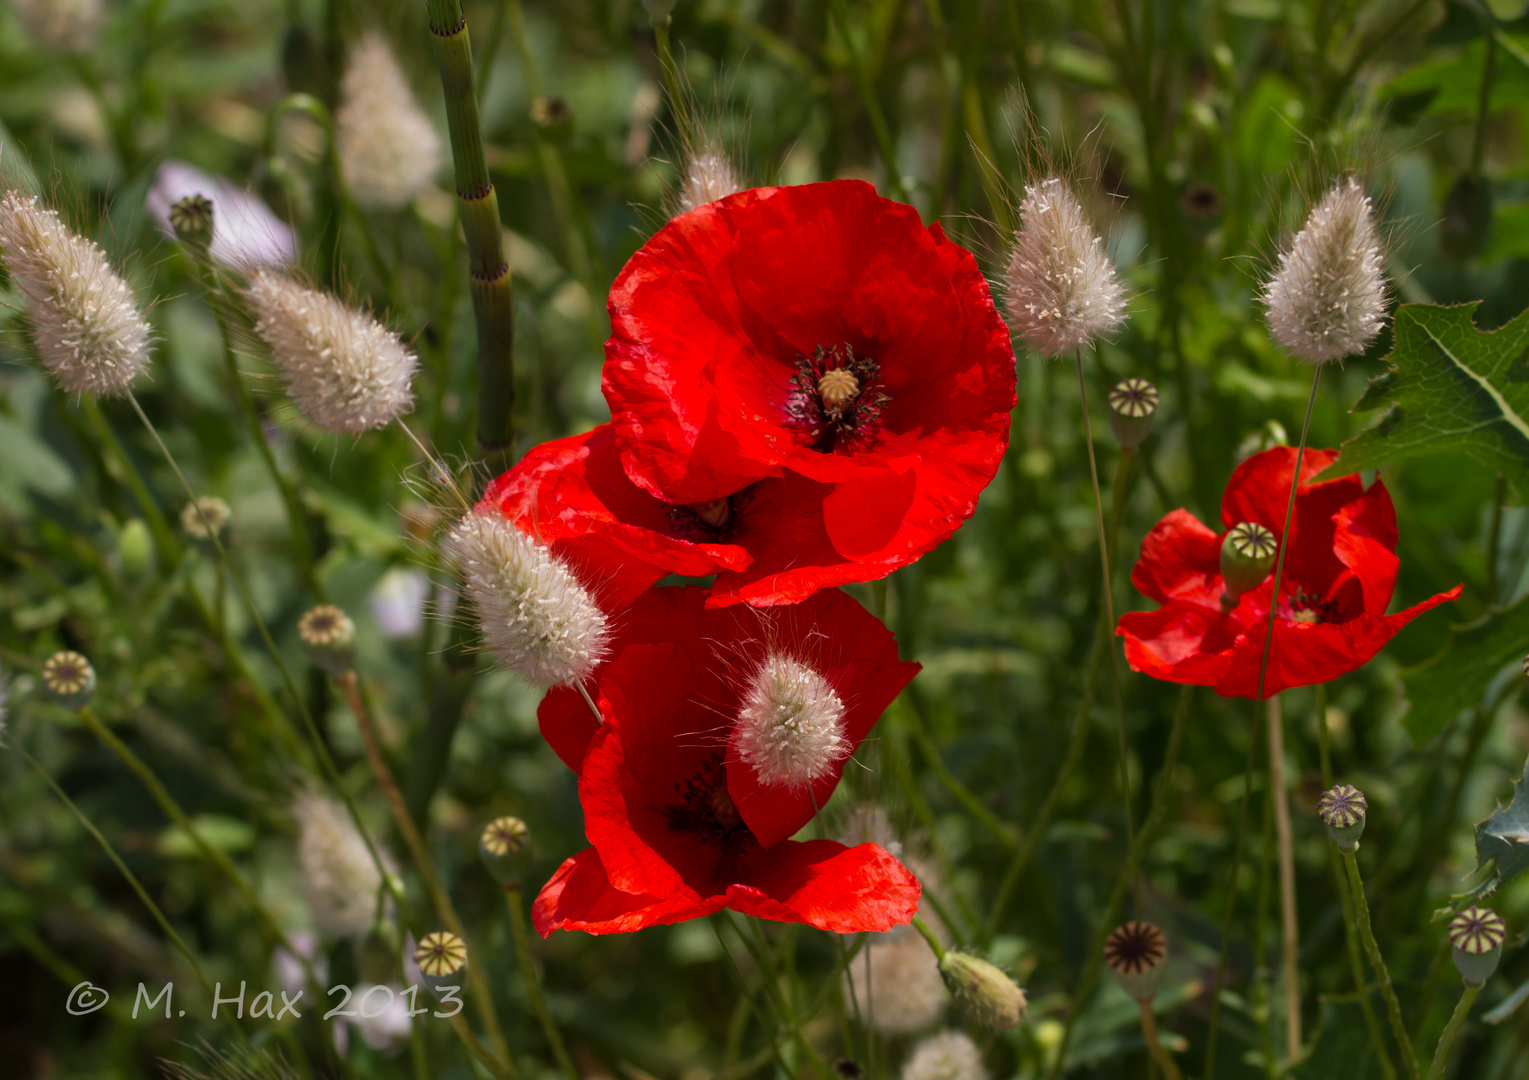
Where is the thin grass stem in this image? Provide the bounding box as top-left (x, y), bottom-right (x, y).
top-left (1266, 694), bottom-right (1302, 1061)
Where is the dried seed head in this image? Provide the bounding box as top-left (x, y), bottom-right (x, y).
top-left (246, 270), bottom-right (418, 435)
top-left (1220, 522), bottom-right (1278, 609)
top-left (677, 148), bottom-right (741, 215)
top-left (1104, 921), bottom-right (1169, 1002)
top-left (1450, 906), bottom-right (1507, 985)
top-left (901, 1031), bottom-right (987, 1080)
top-left (735, 654), bottom-right (850, 789)
top-left (11, 0), bottom-right (103, 52)
top-left (42, 650), bottom-right (95, 710)
top-left (1004, 177), bottom-right (1126, 358)
top-left (294, 789), bottom-right (385, 939)
top-left (1107, 377), bottom-right (1158, 450)
top-left (0, 191), bottom-right (152, 398)
top-left (937, 951), bottom-right (1027, 1030)
top-left (337, 34), bottom-right (443, 211)
top-left (479, 816), bottom-right (532, 886)
top-left (180, 496), bottom-right (231, 539)
top-left (1264, 178), bottom-right (1386, 363)
top-left (299, 605), bottom-right (356, 678)
top-left (447, 510), bottom-right (610, 688)
top-left (1317, 783), bottom-right (1368, 852)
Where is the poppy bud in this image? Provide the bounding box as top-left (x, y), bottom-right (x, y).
top-left (1317, 783), bottom-right (1367, 853)
top-left (299, 605), bottom-right (356, 678)
top-left (42, 651), bottom-right (95, 710)
top-left (181, 496), bottom-right (231, 541)
top-left (1220, 522), bottom-right (1277, 609)
top-left (1104, 921), bottom-right (1168, 1002)
top-left (937, 951), bottom-right (1026, 1030)
top-left (479, 816), bottom-right (531, 886)
top-left (413, 931), bottom-right (468, 1001)
top-left (169, 194), bottom-right (215, 257)
top-left (118, 518), bottom-right (153, 579)
top-left (1449, 906), bottom-right (1506, 986)
top-left (1107, 378), bottom-right (1158, 451)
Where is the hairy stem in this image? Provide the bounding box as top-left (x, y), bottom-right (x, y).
top-left (1344, 847), bottom-right (1421, 1079)
top-left (1426, 982), bottom-right (1480, 1080)
top-left (1267, 694), bottom-right (1302, 1061)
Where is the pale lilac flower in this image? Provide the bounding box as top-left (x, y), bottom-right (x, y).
top-left (146, 160), bottom-right (296, 269)
top-left (368, 567), bottom-right (431, 638)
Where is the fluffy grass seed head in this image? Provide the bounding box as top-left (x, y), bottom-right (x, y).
top-left (677, 146), bottom-right (741, 215)
top-left (293, 789), bottom-right (384, 939)
top-left (1004, 176), bottom-right (1126, 358)
top-left (848, 931), bottom-right (947, 1034)
top-left (0, 190), bottom-right (152, 398)
top-left (1263, 177), bottom-right (1386, 363)
top-left (735, 654), bottom-right (850, 789)
top-left (245, 270), bottom-right (418, 435)
top-left (447, 510), bottom-right (610, 688)
top-left (337, 34), bottom-right (443, 210)
top-left (11, 0), bottom-right (104, 53)
top-left (901, 1031), bottom-right (987, 1080)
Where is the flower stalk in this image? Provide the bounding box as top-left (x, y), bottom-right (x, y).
top-left (1342, 848), bottom-right (1420, 1079)
top-left (1425, 983), bottom-right (1479, 1080)
top-left (504, 884), bottom-right (580, 1080)
top-left (1266, 694), bottom-right (1302, 1061)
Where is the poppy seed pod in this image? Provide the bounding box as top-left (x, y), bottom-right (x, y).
top-left (1104, 921), bottom-right (1169, 1002)
top-left (181, 496), bottom-right (231, 540)
top-left (1317, 783), bottom-right (1367, 853)
top-left (169, 194), bottom-right (215, 257)
top-left (42, 651), bottom-right (95, 710)
top-left (1220, 522), bottom-right (1277, 610)
top-left (937, 951), bottom-right (1026, 1030)
top-left (1107, 378), bottom-right (1158, 451)
top-left (479, 816), bottom-right (532, 887)
top-left (1449, 906), bottom-right (1506, 986)
top-left (412, 931), bottom-right (468, 1000)
top-left (299, 605), bottom-right (356, 678)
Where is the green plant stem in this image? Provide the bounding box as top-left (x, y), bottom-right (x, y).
top-left (505, 885), bottom-right (580, 1080)
top-left (910, 914), bottom-right (946, 961)
top-left (826, 0), bottom-right (908, 201)
top-left (1266, 694), bottom-right (1302, 1062)
top-left (426, 0), bottom-right (514, 458)
top-left (1141, 1000), bottom-right (1185, 1080)
top-left (1046, 683), bottom-right (1191, 1080)
top-left (1205, 363), bottom-right (1321, 1080)
top-left (1426, 982), bottom-right (1480, 1080)
top-left (335, 671), bottom-right (515, 1078)
top-left (1343, 847), bottom-right (1421, 1080)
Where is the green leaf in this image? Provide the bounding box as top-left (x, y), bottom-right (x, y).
top-left (1401, 596), bottom-right (1529, 743)
top-left (1318, 302), bottom-right (1529, 494)
top-left (1467, 752), bottom-right (1529, 902)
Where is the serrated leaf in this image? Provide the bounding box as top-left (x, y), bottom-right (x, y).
top-left (1318, 303), bottom-right (1529, 493)
top-left (1468, 753), bottom-right (1529, 901)
top-left (1401, 596), bottom-right (1529, 743)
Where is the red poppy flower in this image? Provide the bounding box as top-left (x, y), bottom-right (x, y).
top-left (599, 179), bottom-right (1016, 601)
top-left (482, 423), bottom-right (940, 609)
top-left (532, 586), bottom-right (921, 935)
top-left (1116, 446), bottom-right (1461, 699)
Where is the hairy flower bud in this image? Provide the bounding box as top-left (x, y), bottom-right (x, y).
top-left (180, 496), bottom-right (231, 540)
top-left (735, 654), bottom-right (850, 789)
top-left (294, 789), bottom-right (384, 938)
top-left (246, 270), bottom-right (418, 435)
top-left (447, 511), bottom-right (610, 688)
top-left (12, 0), bottom-right (103, 53)
top-left (337, 34), bottom-right (443, 210)
top-left (1449, 906), bottom-right (1506, 986)
top-left (901, 1031), bottom-right (986, 1080)
top-left (677, 148), bottom-right (741, 215)
top-left (479, 816), bottom-right (532, 887)
top-left (1104, 921), bottom-right (1169, 1002)
top-left (1317, 783), bottom-right (1367, 853)
top-left (1004, 177), bottom-right (1126, 358)
top-left (1220, 522), bottom-right (1277, 610)
top-left (42, 650), bottom-right (95, 710)
top-left (413, 931), bottom-right (468, 1000)
top-left (1263, 178), bottom-right (1386, 363)
top-left (299, 605), bottom-right (356, 678)
top-left (937, 951), bottom-right (1026, 1030)
top-left (0, 190), bottom-right (152, 398)
top-left (1107, 377), bottom-right (1158, 451)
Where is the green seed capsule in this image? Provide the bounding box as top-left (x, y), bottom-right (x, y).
top-left (479, 816), bottom-right (532, 887)
top-left (43, 651), bottom-right (96, 710)
top-left (1220, 522), bottom-right (1277, 607)
top-left (1107, 378), bottom-right (1159, 451)
top-left (413, 931), bottom-right (468, 1001)
top-left (1449, 906), bottom-right (1506, 986)
top-left (1317, 783), bottom-right (1367, 853)
top-left (298, 605), bottom-right (356, 678)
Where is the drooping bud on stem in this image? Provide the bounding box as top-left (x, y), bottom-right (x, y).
top-left (1317, 783), bottom-right (1368, 853)
top-left (413, 931), bottom-right (468, 1000)
top-left (42, 651), bottom-right (95, 710)
top-left (479, 816), bottom-right (532, 887)
top-left (1104, 921), bottom-right (1169, 1002)
top-left (1220, 522), bottom-right (1277, 611)
top-left (937, 951), bottom-right (1027, 1030)
top-left (1449, 906), bottom-right (1506, 986)
top-left (735, 654), bottom-right (849, 789)
top-left (1107, 377), bottom-right (1158, 451)
top-left (299, 605), bottom-right (356, 678)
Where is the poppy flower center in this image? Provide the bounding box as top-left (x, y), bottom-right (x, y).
top-left (1285, 587), bottom-right (1339, 625)
top-left (666, 489), bottom-right (751, 543)
top-left (668, 753), bottom-right (752, 848)
top-left (786, 343), bottom-right (888, 453)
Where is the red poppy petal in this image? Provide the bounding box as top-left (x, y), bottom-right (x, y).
top-left (1220, 446), bottom-right (1341, 537)
top-left (532, 848), bottom-right (726, 937)
top-left (1117, 604), bottom-right (1236, 688)
top-left (1332, 484), bottom-right (1401, 614)
top-left (1130, 509), bottom-right (1224, 606)
top-left (537, 685), bottom-right (605, 774)
top-left (725, 840), bottom-right (921, 933)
